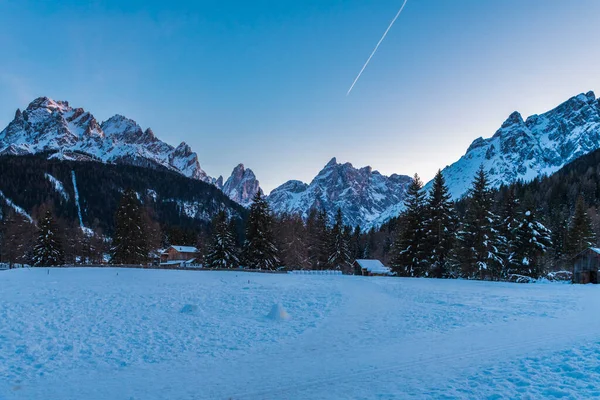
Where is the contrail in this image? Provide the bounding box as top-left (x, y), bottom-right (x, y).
top-left (346, 0), bottom-right (409, 96)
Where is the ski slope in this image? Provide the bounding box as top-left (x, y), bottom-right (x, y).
top-left (1, 268), bottom-right (599, 399)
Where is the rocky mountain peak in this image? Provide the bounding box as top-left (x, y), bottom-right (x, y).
top-left (422, 90), bottom-right (600, 203)
top-left (26, 97), bottom-right (70, 113)
top-left (221, 163), bottom-right (261, 207)
top-left (325, 157), bottom-right (337, 167)
top-left (501, 111), bottom-right (525, 129)
top-left (268, 158), bottom-right (412, 229)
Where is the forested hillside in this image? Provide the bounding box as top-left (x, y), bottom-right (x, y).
top-left (0, 153), bottom-right (246, 236)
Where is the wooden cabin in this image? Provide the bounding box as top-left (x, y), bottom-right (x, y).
top-left (160, 245), bottom-right (199, 264)
top-left (353, 259), bottom-right (392, 276)
top-left (572, 247), bottom-right (600, 284)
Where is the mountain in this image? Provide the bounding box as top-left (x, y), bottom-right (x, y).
top-left (267, 157), bottom-right (412, 229)
top-left (218, 164), bottom-right (263, 207)
top-left (372, 91), bottom-right (600, 226)
top-left (438, 91), bottom-right (600, 199)
top-left (0, 97), bottom-right (262, 206)
top-left (0, 153), bottom-right (246, 236)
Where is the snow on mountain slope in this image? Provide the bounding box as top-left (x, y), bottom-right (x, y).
top-left (0, 97), bottom-right (211, 183)
top-left (373, 91), bottom-right (600, 227)
top-left (221, 164), bottom-right (262, 207)
top-left (267, 157), bottom-right (412, 228)
top-left (0, 97), bottom-right (267, 207)
top-left (438, 91), bottom-right (600, 199)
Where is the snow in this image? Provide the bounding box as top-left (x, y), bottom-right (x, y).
top-left (166, 245), bottom-right (198, 253)
top-left (0, 190), bottom-right (33, 223)
top-left (355, 259), bottom-right (391, 274)
top-left (44, 173), bottom-right (69, 201)
top-left (2, 268), bottom-right (600, 399)
top-left (71, 171), bottom-right (84, 230)
top-left (266, 303), bottom-right (290, 321)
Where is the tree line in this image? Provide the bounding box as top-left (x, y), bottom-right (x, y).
top-left (2, 148), bottom-right (600, 276)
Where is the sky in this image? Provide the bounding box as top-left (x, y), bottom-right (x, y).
top-left (1, 0), bottom-right (600, 193)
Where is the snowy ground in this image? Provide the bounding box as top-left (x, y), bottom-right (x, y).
top-left (1, 268), bottom-right (599, 399)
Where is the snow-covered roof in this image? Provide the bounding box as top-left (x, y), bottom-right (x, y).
top-left (161, 258), bottom-right (197, 266)
top-left (165, 245), bottom-right (198, 254)
top-left (590, 248), bottom-right (600, 255)
top-left (355, 259), bottom-right (390, 274)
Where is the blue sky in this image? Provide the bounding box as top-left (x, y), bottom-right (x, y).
top-left (1, 0), bottom-right (599, 192)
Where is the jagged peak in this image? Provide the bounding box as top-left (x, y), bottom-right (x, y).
top-left (26, 97), bottom-right (70, 113)
top-left (359, 165), bottom-right (373, 174)
top-left (466, 137), bottom-right (486, 153)
top-left (501, 111), bottom-right (525, 129)
top-left (325, 157), bottom-right (337, 167)
top-left (103, 114), bottom-right (136, 125)
top-left (101, 114), bottom-right (142, 136)
top-left (585, 91), bottom-right (596, 102)
top-left (143, 128), bottom-right (156, 140)
top-left (14, 108), bottom-right (22, 119)
top-left (174, 142), bottom-right (192, 154)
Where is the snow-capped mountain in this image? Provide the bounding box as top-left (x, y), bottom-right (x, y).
top-left (0, 97), bottom-right (263, 206)
top-left (217, 164), bottom-right (263, 207)
top-left (0, 97), bottom-right (210, 181)
top-left (437, 91), bottom-right (600, 200)
top-left (372, 90), bottom-right (600, 226)
top-left (267, 157), bottom-right (412, 228)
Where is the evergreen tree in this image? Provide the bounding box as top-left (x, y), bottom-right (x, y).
top-left (243, 191), bottom-right (280, 270)
top-left (110, 189), bottom-right (150, 265)
top-left (328, 208), bottom-right (352, 272)
top-left (32, 210), bottom-right (65, 266)
top-left (391, 174), bottom-right (427, 277)
top-left (457, 166), bottom-right (502, 279)
top-left (350, 225), bottom-right (363, 260)
top-left (496, 190), bottom-right (520, 278)
top-left (511, 209), bottom-right (552, 278)
top-left (566, 196), bottom-right (595, 256)
top-left (0, 211), bottom-right (36, 267)
top-left (205, 211), bottom-right (239, 269)
top-left (423, 170), bottom-right (457, 278)
top-left (274, 213), bottom-right (309, 269)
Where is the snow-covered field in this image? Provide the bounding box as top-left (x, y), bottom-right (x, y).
top-left (1, 268), bottom-right (599, 399)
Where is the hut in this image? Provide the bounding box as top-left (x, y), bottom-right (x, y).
top-left (353, 259), bottom-right (392, 276)
top-left (572, 247), bottom-right (600, 284)
top-left (160, 245), bottom-right (199, 264)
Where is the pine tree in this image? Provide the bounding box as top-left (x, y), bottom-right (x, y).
top-left (566, 196), bottom-right (595, 256)
top-left (205, 211), bottom-right (239, 269)
top-left (243, 191), bottom-right (280, 270)
top-left (391, 174), bottom-right (427, 277)
top-left (350, 225), bottom-right (363, 260)
top-left (32, 210), bottom-right (65, 266)
top-left (511, 209), bottom-right (552, 278)
top-left (423, 170), bottom-right (457, 278)
top-left (496, 190), bottom-right (520, 278)
top-left (0, 211), bottom-right (36, 267)
top-left (328, 208), bottom-right (352, 272)
top-left (110, 189), bottom-right (150, 265)
top-left (457, 166), bottom-right (502, 279)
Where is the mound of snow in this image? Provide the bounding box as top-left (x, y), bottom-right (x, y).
top-left (180, 304), bottom-right (198, 314)
top-left (267, 303), bottom-right (290, 321)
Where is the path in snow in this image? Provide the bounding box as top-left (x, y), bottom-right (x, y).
top-left (0, 269), bottom-right (598, 399)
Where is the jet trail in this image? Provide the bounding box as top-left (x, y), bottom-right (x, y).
top-left (346, 0), bottom-right (409, 96)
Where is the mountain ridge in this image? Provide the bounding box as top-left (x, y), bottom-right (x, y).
top-left (0, 97), bottom-right (262, 206)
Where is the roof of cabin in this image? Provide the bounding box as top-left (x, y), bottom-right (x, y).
top-left (354, 259), bottom-right (390, 274)
top-left (164, 245), bottom-right (198, 254)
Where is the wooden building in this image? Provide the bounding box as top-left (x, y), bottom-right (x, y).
top-left (572, 247), bottom-right (600, 284)
top-left (353, 259), bottom-right (392, 276)
top-left (160, 245), bottom-right (199, 264)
